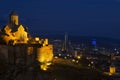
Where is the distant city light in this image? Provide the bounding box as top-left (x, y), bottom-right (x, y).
top-left (35, 37), bottom-right (39, 41)
top-left (77, 56), bottom-right (81, 59)
top-left (67, 54), bottom-right (69, 57)
top-left (76, 60), bottom-right (79, 63)
top-left (88, 64), bottom-right (91, 67)
top-left (92, 39), bottom-right (96, 45)
top-left (72, 59), bottom-right (75, 62)
top-left (91, 61), bottom-right (94, 64)
top-left (64, 56), bottom-right (67, 59)
top-left (54, 56), bottom-right (58, 58)
top-left (117, 51), bottom-right (119, 54)
top-left (58, 53), bottom-right (61, 56)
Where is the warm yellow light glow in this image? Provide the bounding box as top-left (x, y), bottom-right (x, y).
top-left (109, 73), bottom-right (112, 76)
top-left (37, 45), bottom-right (53, 63)
top-left (27, 47), bottom-right (33, 55)
top-left (14, 25), bottom-right (28, 43)
top-left (40, 62), bottom-right (51, 71)
top-left (4, 26), bottom-right (11, 35)
top-left (40, 64), bottom-right (48, 71)
top-left (72, 59), bottom-right (75, 62)
top-left (110, 66), bottom-right (116, 74)
top-left (37, 45), bottom-right (53, 71)
top-left (43, 43), bottom-right (45, 46)
top-left (26, 38), bottom-right (29, 41)
top-left (46, 62), bottom-right (52, 66)
top-left (2, 35), bottom-right (15, 44)
top-left (1, 12), bottom-right (29, 44)
top-left (44, 38), bottom-right (48, 45)
top-left (54, 56), bottom-right (58, 58)
top-left (35, 37), bottom-right (39, 41)
top-left (10, 15), bottom-right (19, 25)
top-left (77, 56), bottom-right (81, 59)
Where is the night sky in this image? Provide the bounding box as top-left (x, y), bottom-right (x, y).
top-left (0, 0), bottom-right (120, 39)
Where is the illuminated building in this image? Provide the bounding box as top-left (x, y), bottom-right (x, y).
top-left (0, 11), bottom-right (28, 44)
top-left (91, 39), bottom-right (98, 51)
top-left (35, 37), bottom-right (40, 41)
top-left (62, 33), bottom-right (68, 52)
top-left (37, 45), bottom-right (53, 63)
top-left (37, 45), bottom-right (53, 70)
top-left (0, 11), bottom-right (53, 71)
top-left (109, 65), bottom-right (116, 75)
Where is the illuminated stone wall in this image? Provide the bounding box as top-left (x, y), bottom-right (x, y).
top-left (2, 25), bottom-right (28, 44)
top-left (109, 66), bottom-right (116, 74)
top-left (10, 15), bottom-right (18, 25)
top-left (37, 45), bottom-right (53, 70)
top-left (2, 26), bottom-right (15, 44)
top-left (0, 11), bottom-right (54, 72)
top-left (1, 11), bottom-right (28, 44)
top-left (37, 45), bottom-right (53, 63)
top-left (14, 25), bottom-right (28, 43)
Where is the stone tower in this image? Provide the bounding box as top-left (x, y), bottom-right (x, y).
top-left (9, 11), bottom-right (19, 25)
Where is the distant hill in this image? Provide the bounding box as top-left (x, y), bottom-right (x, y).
top-left (40, 34), bottom-right (120, 48)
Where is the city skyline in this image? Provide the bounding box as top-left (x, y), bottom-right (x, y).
top-left (0, 0), bottom-right (120, 39)
top-left (0, 2), bottom-right (120, 79)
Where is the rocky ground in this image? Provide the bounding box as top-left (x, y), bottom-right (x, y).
top-left (0, 58), bottom-right (109, 80)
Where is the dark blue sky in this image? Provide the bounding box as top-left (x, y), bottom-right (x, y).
top-left (0, 0), bottom-right (120, 39)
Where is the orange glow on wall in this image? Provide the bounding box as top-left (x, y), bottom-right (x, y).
top-left (2, 12), bottom-right (28, 44)
top-left (37, 45), bottom-right (53, 70)
top-left (27, 47), bottom-right (33, 55)
top-left (35, 37), bottom-right (39, 41)
top-left (14, 25), bottom-right (28, 43)
top-left (110, 66), bottom-right (116, 74)
top-left (10, 15), bottom-right (19, 25)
